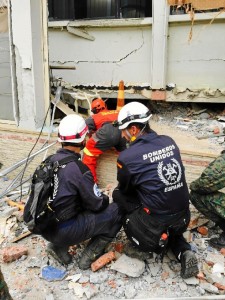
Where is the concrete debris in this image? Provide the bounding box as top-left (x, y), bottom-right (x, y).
top-left (65, 273), bottom-right (82, 282)
top-left (110, 254), bottom-right (145, 277)
top-left (183, 277), bottom-right (199, 285)
top-left (156, 102), bottom-right (225, 148)
top-left (199, 282), bottom-right (219, 294)
top-left (45, 294), bottom-right (55, 300)
top-left (1, 190), bottom-right (225, 298)
top-left (0, 102), bottom-right (225, 299)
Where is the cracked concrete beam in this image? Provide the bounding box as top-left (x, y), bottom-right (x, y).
top-left (67, 25), bottom-right (95, 41)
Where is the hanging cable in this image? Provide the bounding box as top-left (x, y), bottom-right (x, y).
top-left (18, 103), bottom-right (52, 201)
top-left (18, 82), bottom-right (63, 201)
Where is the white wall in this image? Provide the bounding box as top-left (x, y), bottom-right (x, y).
top-left (48, 10), bottom-right (225, 103)
top-left (10, 0), bottom-right (49, 129)
top-left (166, 14), bottom-right (225, 102)
top-left (48, 24), bottom-right (152, 88)
top-left (0, 32), bottom-right (13, 121)
top-left (3, 1), bottom-right (225, 128)
top-left (167, 21), bottom-right (225, 89)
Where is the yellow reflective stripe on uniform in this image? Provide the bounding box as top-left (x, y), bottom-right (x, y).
top-left (101, 111), bottom-right (117, 116)
top-left (83, 147), bottom-right (94, 156)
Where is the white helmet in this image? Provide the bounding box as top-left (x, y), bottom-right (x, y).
top-left (117, 102), bottom-right (151, 130)
top-left (58, 114), bottom-right (88, 143)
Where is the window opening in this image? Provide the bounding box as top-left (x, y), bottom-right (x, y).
top-left (48, 0), bottom-right (152, 21)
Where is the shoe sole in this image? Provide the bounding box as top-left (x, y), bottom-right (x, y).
top-left (181, 253), bottom-right (199, 279)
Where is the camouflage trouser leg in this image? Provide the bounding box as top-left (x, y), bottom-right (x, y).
top-left (190, 191), bottom-right (225, 228)
top-left (0, 268), bottom-right (13, 300)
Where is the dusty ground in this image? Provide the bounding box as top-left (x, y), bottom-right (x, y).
top-left (1, 102), bottom-right (225, 300)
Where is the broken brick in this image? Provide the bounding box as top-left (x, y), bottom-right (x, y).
top-left (220, 248), bottom-right (225, 256)
top-left (91, 251), bottom-right (116, 272)
top-left (108, 280), bottom-right (117, 289)
top-left (1, 245), bottom-right (28, 263)
top-left (197, 226), bottom-right (208, 236)
top-left (213, 127), bottom-right (220, 134)
top-left (197, 272), bottom-right (205, 280)
top-left (214, 282), bottom-right (225, 290)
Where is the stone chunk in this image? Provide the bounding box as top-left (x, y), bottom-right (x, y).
top-left (206, 253), bottom-right (224, 265)
top-left (200, 282), bottom-right (219, 294)
top-left (111, 254), bottom-right (145, 277)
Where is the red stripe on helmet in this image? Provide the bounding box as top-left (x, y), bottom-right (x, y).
top-left (59, 125), bottom-right (88, 141)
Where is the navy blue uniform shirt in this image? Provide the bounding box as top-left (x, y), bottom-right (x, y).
top-left (50, 148), bottom-right (107, 221)
top-left (117, 131), bottom-right (189, 215)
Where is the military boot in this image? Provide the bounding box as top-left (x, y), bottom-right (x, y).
top-left (46, 243), bottom-right (72, 265)
top-left (209, 232), bottom-right (225, 250)
top-left (180, 250), bottom-right (199, 279)
top-left (78, 236), bottom-right (112, 270)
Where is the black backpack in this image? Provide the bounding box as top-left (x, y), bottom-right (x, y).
top-left (23, 155), bottom-right (77, 234)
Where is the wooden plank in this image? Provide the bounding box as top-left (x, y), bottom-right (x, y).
top-left (11, 231), bottom-right (32, 243)
top-left (51, 98), bottom-right (76, 116)
top-left (180, 149), bottom-right (218, 158)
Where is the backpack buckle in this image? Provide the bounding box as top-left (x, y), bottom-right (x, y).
top-left (53, 161), bottom-right (60, 171)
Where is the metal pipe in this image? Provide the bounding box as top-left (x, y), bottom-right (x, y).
top-left (0, 141), bottom-right (57, 177)
top-left (43, 86), bottom-right (61, 160)
top-left (3, 169), bottom-right (26, 194)
top-left (0, 176), bottom-right (31, 199)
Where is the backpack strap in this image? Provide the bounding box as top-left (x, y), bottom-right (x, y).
top-left (52, 155), bottom-right (89, 175)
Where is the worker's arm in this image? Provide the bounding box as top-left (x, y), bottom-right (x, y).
top-left (190, 153), bottom-right (225, 194)
top-left (77, 165), bottom-right (109, 212)
top-left (112, 158), bottom-right (140, 211)
top-left (85, 116), bottom-right (96, 134)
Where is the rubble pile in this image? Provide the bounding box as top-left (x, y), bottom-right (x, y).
top-left (0, 192), bottom-right (225, 299)
top-left (152, 102), bottom-right (225, 148)
top-left (1, 102), bottom-right (225, 300)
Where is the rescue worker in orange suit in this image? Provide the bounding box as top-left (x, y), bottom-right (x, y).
top-left (82, 98), bottom-right (126, 183)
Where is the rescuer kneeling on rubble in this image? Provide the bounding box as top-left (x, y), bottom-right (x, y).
top-left (190, 150), bottom-right (225, 250)
top-left (82, 98), bottom-right (126, 184)
top-left (112, 102), bottom-right (199, 279)
top-left (42, 115), bottom-right (122, 269)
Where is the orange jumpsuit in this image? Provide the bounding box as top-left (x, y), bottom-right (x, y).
top-left (83, 109), bottom-right (126, 183)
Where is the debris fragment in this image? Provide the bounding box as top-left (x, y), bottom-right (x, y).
top-left (110, 254), bottom-right (145, 277)
top-left (41, 265), bottom-right (67, 281)
top-left (6, 199), bottom-right (24, 211)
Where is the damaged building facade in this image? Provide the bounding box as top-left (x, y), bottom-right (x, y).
top-left (0, 0), bottom-right (225, 130)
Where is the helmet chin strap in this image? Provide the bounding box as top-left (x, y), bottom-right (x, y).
top-left (125, 123), bottom-right (147, 143)
top-left (80, 140), bottom-right (86, 150)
